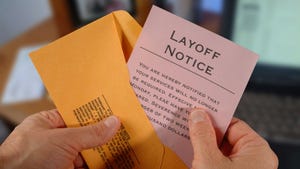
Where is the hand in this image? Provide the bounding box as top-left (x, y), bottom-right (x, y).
top-left (189, 109), bottom-right (278, 169)
top-left (0, 109), bottom-right (121, 169)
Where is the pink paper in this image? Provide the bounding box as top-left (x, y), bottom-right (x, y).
top-left (128, 6), bottom-right (259, 167)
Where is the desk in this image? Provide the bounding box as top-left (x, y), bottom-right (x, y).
top-left (0, 18), bottom-right (58, 125)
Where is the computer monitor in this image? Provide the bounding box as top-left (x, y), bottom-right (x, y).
top-left (222, 0), bottom-right (300, 91)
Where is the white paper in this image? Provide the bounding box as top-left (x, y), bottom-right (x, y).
top-left (1, 45), bottom-right (45, 104)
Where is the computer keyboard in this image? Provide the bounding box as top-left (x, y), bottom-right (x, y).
top-left (235, 91), bottom-right (300, 144)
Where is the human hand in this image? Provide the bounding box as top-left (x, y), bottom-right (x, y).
top-left (0, 109), bottom-right (120, 169)
top-left (189, 109), bottom-right (278, 169)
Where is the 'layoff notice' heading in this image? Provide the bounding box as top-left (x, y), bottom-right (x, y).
top-left (164, 30), bottom-right (221, 76)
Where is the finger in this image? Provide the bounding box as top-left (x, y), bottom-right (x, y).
top-left (189, 109), bottom-right (222, 160)
top-left (74, 154), bottom-right (85, 168)
top-left (226, 118), bottom-right (278, 168)
top-left (21, 109), bottom-right (66, 129)
top-left (219, 139), bottom-right (232, 156)
top-left (39, 109), bottom-right (66, 128)
top-left (63, 115), bottom-right (121, 151)
top-left (226, 118), bottom-right (266, 154)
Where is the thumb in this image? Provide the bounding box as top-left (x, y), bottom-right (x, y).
top-left (189, 109), bottom-right (221, 160)
top-left (61, 115), bottom-right (121, 151)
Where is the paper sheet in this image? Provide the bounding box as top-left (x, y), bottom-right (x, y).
top-left (128, 6), bottom-right (259, 166)
top-left (1, 46), bottom-right (44, 104)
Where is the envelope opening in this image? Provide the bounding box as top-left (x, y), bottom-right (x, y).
top-left (112, 14), bottom-right (132, 62)
top-left (112, 11), bottom-right (142, 62)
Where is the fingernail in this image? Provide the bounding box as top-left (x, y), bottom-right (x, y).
top-left (104, 116), bottom-right (119, 128)
top-left (190, 110), bottom-right (206, 123)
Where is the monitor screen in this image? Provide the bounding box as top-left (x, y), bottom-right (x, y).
top-left (232, 0), bottom-right (300, 69)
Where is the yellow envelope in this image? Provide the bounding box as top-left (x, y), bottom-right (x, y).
top-left (30, 11), bottom-right (188, 169)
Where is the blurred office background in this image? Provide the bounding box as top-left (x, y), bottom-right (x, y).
top-left (0, 0), bottom-right (299, 168)
top-left (0, 0), bottom-right (52, 46)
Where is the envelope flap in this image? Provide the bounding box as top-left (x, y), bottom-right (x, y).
top-left (112, 11), bottom-right (142, 62)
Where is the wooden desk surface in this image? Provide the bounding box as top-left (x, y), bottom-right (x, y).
top-left (0, 17), bottom-right (59, 125)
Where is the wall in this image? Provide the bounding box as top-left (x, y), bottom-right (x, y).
top-left (0, 0), bottom-right (52, 45)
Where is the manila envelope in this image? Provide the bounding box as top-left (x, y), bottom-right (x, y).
top-left (30, 11), bottom-right (188, 169)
